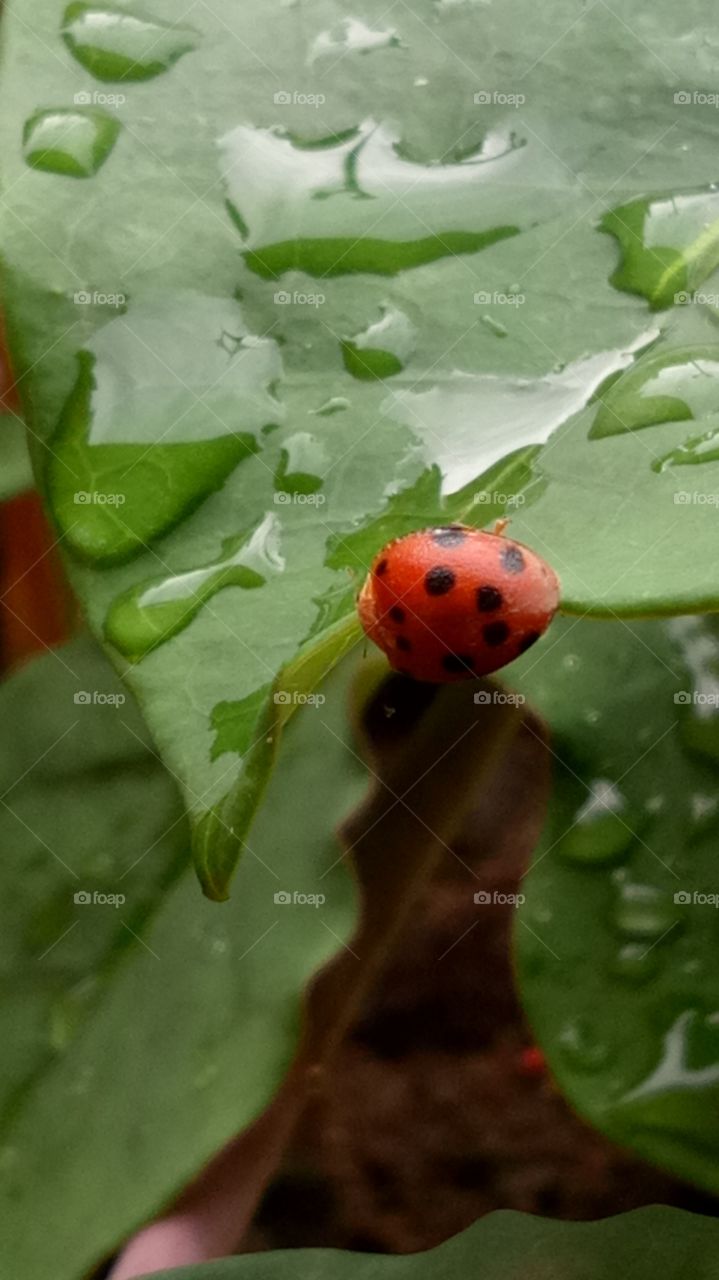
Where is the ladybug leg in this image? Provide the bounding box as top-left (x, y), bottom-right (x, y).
top-left (492, 517), bottom-right (510, 536)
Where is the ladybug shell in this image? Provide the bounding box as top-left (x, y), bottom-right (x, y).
top-left (358, 524), bottom-right (560, 683)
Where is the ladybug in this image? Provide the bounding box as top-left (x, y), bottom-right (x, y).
top-left (358, 523), bottom-right (560, 683)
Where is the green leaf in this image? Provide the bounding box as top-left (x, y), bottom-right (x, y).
top-left (0, 643), bottom-right (366, 1279)
top-left (513, 613), bottom-right (719, 1192)
top-left (5, 0), bottom-right (719, 895)
top-left (139, 1206), bottom-right (719, 1279)
top-left (0, 412), bottom-right (33, 500)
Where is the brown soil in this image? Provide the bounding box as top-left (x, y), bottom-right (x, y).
top-left (251, 713), bottom-right (719, 1253)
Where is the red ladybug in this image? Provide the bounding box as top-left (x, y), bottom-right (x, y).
top-left (358, 523), bottom-right (560, 683)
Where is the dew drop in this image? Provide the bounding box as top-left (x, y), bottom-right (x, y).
top-left (61, 3), bottom-right (199, 82)
top-left (310, 395), bottom-right (350, 416)
top-left (612, 941), bottom-right (661, 985)
top-left (341, 304), bottom-right (417, 379)
top-left (308, 17), bottom-right (401, 62)
top-left (23, 107), bottom-right (120, 177)
top-left (275, 431), bottom-right (327, 494)
top-left (613, 881), bottom-right (681, 941)
top-left (558, 779), bottom-right (635, 866)
top-left (219, 118), bottom-right (550, 279)
top-left (558, 1017), bottom-right (609, 1072)
top-left (104, 512), bottom-right (285, 660)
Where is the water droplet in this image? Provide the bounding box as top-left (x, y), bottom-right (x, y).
top-left (342, 304), bottom-right (417, 380)
top-left (46, 292), bottom-right (283, 563)
top-left (613, 881), bottom-right (681, 941)
top-left (61, 3), bottom-right (199, 82)
top-left (590, 345), bottom-right (719, 441)
top-left (558, 779), bottom-right (635, 866)
top-left (23, 107), bottom-right (120, 177)
top-left (669, 617), bottom-right (719, 762)
top-left (310, 395), bottom-right (349, 416)
top-left (104, 512), bottom-right (284, 660)
top-left (414, 76), bottom-right (429, 87)
top-left (558, 1017), bottom-right (609, 1072)
top-left (600, 184), bottom-right (719, 309)
top-left (652, 423), bottom-right (719, 473)
top-left (480, 313), bottom-right (508, 338)
top-left (612, 941), bottom-right (661, 985)
top-left (275, 431), bottom-right (326, 494)
top-left (616, 1009), bottom-right (719, 1158)
top-left (219, 118), bottom-right (565, 279)
top-left (384, 332), bottom-right (656, 492)
top-left (308, 17), bottom-right (401, 62)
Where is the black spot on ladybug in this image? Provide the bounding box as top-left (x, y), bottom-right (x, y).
top-left (396, 634), bottom-right (412, 652)
top-left (431, 525), bottom-right (467, 547)
top-left (442, 653), bottom-right (474, 675)
top-left (375, 558), bottom-right (389, 576)
top-left (476, 585), bottom-right (503, 612)
top-left (424, 566), bottom-right (456, 595)
top-left (519, 631), bottom-right (540, 653)
top-left (483, 621), bottom-right (510, 646)
top-left (500, 544), bottom-right (525, 574)
top-left (389, 605), bottom-right (405, 623)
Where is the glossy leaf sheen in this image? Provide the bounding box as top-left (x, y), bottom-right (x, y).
top-left (4, 0), bottom-right (719, 895)
top-left (0, 644), bottom-right (365, 1279)
top-left (513, 614), bottom-right (719, 1192)
top-left (145, 1207), bottom-right (719, 1279)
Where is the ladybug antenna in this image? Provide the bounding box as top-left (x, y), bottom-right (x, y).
top-left (492, 517), bottom-right (510, 537)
